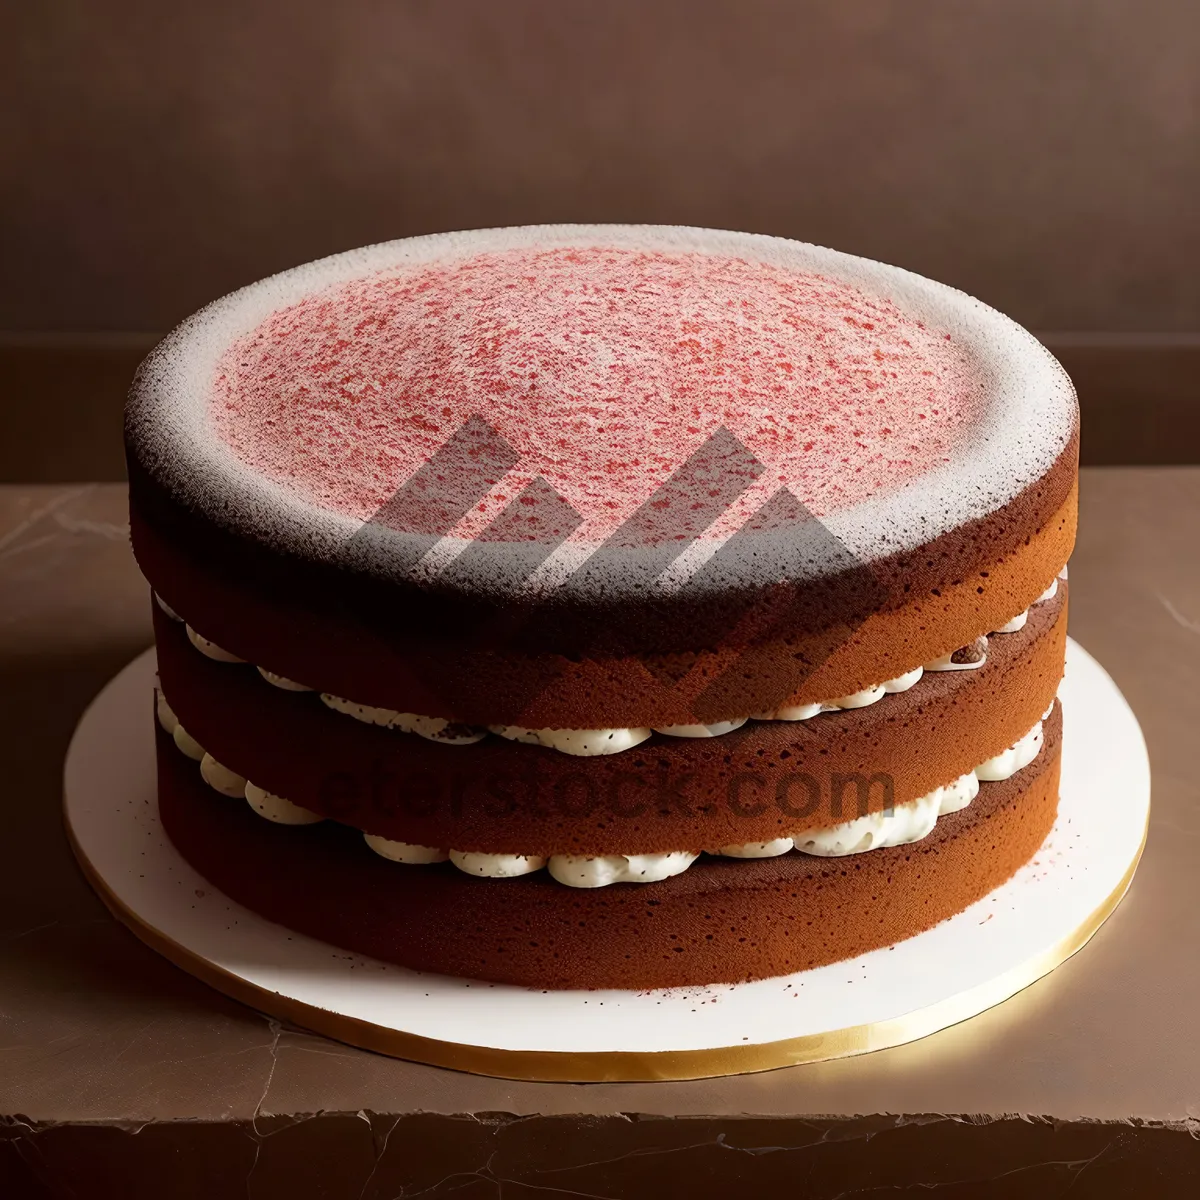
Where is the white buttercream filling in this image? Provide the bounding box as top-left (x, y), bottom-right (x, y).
top-left (989, 583), bottom-right (1055, 637)
top-left (156, 690), bottom-right (207, 761)
top-left (172, 725), bottom-right (205, 761)
top-left (651, 718), bottom-right (748, 738)
top-left (186, 624), bottom-right (245, 664)
top-left (362, 834), bottom-right (448, 864)
top-left (993, 610), bottom-right (1028, 634)
top-left (922, 639), bottom-right (988, 672)
top-left (155, 594), bottom-right (183, 622)
top-left (155, 686), bottom-right (179, 735)
top-left (320, 693), bottom-right (488, 744)
top-left (156, 685), bottom-right (324, 825)
top-left (200, 753), bottom-right (247, 798)
top-left (486, 724), bottom-right (652, 754)
top-left (547, 850), bottom-right (698, 888)
top-left (751, 665), bottom-right (927, 721)
top-left (448, 850), bottom-right (547, 878)
top-left (974, 720), bottom-right (1044, 781)
top-left (712, 837), bottom-right (796, 858)
top-left (792, 771), bottom-right (979, 857)
top-left (257, 666), bottom-right (312, 692)
top-left (245, 781), bottom-right (324, 825)
top-left (156, 572), bottom-right (1060, 758)
top-left (923, 651), bottom-right (984, 671)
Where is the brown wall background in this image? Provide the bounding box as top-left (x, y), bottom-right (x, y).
top-left (5, 0), bottom-right (1199, 334)
top-left (1, 1), bottom-right (1198, 475)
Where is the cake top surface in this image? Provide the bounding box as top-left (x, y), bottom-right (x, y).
top-left (128, 225), bottom-right (1077, 592)
top-left (211, 245), bottom-right (979, 543)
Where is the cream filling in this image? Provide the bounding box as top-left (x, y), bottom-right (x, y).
top-left (257, 667), bottom-right (311, 692)
top-left (484, 724), bottom-right (651, 755)
top-left (155, 572), bottom-right (1060, 758)
top-left (922, 639), bottom-right (987, 672)
top-left (156, 680), bottom-right (323, 826)
top-left (319, 695), bottom-right (487, 745)
top-left (711, 837), bottom-right (797, 859)
top-left (199, 753), bottom-right (247, 798)
top-left (793, 769), bottom-right (979, 857)
top-left (362, 835), bottom-right (448, 865)
top-left (159, 677), bottom-right (1054, 889)
top-left (652, 718), bottom-right (748, 738)
top-left (547, 850), bottom-right (698, 888)
top-left (751, 664), bottom-right (925, 720)
top-left (155, 593), bottom-right (183, 622)
top-left (993, 611), bottom-right (1028, 634)
top-left (989, 579), bottom-right (1057, 636)
top-left (186, 624), bottom-right (245, 664)
top-left (245, 782), bottom-right (324, 825)
top-left (157, 690), bottom-right (205, 761)
top-left (974, 720), bottom-right (1044, 780)
top-left (447, 850), bottom-right (547, 878)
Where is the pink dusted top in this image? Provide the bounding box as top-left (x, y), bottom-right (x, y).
top-left (211, 246), bottom-right (985, 545)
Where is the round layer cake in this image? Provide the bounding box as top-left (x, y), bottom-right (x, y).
top-left (126, 224), bottom-right (1078, 990)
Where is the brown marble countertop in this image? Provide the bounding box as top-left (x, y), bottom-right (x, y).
top-left (2, 470), bottom-right (1198, 1198)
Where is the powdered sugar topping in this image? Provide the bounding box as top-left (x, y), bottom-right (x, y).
top-left (211, 246), bottom-right (984, 543)
top-left (127, 225), bottom-right (1077, 583)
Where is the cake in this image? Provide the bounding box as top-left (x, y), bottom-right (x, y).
top-left (125, 225), bottom-right (1078, 990)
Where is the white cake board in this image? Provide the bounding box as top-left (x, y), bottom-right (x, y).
top-left (64, 639), bottom-right (1149, 1081)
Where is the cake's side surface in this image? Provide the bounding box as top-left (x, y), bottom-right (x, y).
top-left (156, 706), bottom-right (1062, 990)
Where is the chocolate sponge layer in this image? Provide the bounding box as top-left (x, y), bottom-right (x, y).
top-left (128, 433), bottom-right (1076, 728)
top-left (155, 586), bottom-right (1066, 855)
top-left (157, 707), bottom-right (1062, 990)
